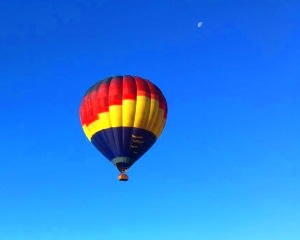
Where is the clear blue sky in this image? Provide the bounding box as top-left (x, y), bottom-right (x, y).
top-left (1, 0), bottom-right (299, 239)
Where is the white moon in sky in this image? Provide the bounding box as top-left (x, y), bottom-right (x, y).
top-left (197, 22), bottom-right (203, 28)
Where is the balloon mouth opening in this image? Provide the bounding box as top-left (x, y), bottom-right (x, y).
top-left (112, 157), bottom-right (133, 172)
top-left (117, 165), bottom-right (129, 173)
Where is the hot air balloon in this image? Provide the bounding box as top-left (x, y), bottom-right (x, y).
top-left (79, 75), bottom-right (168, 181)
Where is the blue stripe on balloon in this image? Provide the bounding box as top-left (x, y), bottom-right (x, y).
top-left (91, 127), bottom-right (157, 169)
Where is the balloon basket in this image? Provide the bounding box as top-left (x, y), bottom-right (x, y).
top-left (118, 173), bottom-right (128, 181)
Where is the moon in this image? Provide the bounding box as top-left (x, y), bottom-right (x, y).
top-left (197, 21), bottom-right (203, 28)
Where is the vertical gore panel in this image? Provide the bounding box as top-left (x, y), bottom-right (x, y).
top-left (96, 81), bottom-right (115, 155)
top-left (152, 92), bottom-right (166, 137)
top-left (122, 76), bottom-right (137, 155)
top-left (97, 81), bottom-right (114, 148)
top-left (158, 89), bottom-right (168, 119)
top-left (123, 76), bottom-right (137, 100)
top-left (109, 76), bottom-right (123, 155)
top-left (89, 87), bottom-right (99, 122)
top-left (93, 84), bottom-right (103, 115)
top-left (152, 109), bottom-right (164, 137)
top-left (133, 77), bottom-right (151, 129)
top-left (129, 127), bottom-right (156, 160)
top-left (109, 77), bottom-right (123, 127)
top-left (84, 96), bottom-right (93, 126)
top-left (91, 132), bottom-right (115, 160)
top-left (122, 76), bottom-right (136, 127)
top-left (98, 82), bottom-right (110, 114)
top-left (108, 76), bottom-right (123, 105)
top-left (145, 80), bottom-right (159, 132)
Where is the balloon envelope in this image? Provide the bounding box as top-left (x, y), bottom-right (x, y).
top-left (79, 75), bottom-right (168, 174)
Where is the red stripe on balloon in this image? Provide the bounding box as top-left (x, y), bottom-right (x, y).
top-left (123, 76), bottom-right (136, 100)
top-left (80, 75), bottom-right (168, 126)
top-left (135, 76), bottom-right (150, 97)
top-left (98, 81), bottom-right (109, 113)
top-left (108, 76), bottom-right (123, 106)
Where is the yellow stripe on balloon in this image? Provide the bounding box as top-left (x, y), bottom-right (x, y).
top-left (133, 96), bottom-right (150, 129)
top-left (82, 96), bottom-right (166, 141)
top-left (155, 118), bottom-right (166, 138)
top-left (83, 112), bottom-right (111, 140)
top-left (98, 112), bottom-right (111, 130)
top-left (82, 125), bottom-right (92, 141)
top-left (122, 99), bottom-right (136, 127)
top-left (88, 120), bottom-right (103, 139)
top-left (152, 108), bottom-right (165, 137)
top-left (145, 99), bottom-right (159, 132)
top-left (109, 105), bottom-right (122, 127)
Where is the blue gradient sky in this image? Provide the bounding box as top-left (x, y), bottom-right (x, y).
top-left (1, 0), bottom-right (300, 239)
